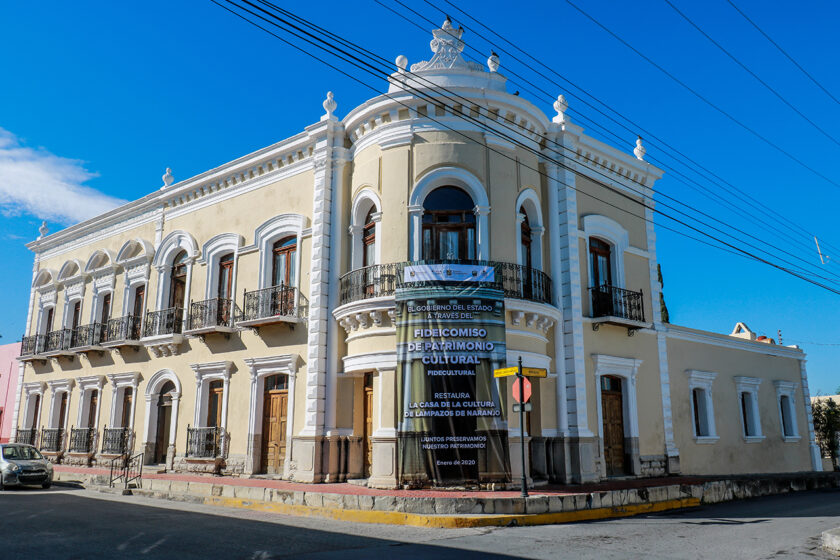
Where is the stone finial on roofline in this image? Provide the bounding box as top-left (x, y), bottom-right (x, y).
top-left (487, 52), bottom-right (500, 73)
top-left (395, 55), bottom-right (408, 73)
top-left (38, 221), bottom-right (49, 239)
top-left (552, 94), bottom-right (569, 124)
top-left (322, 91), bottom-right (337, 119)
top-left (634, 137), bottom-right (646, 161)
top-left (162, 167), bottom-right (174, 189)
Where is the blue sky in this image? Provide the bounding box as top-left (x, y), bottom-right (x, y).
top-left (1, 0), bottom-right (838, 394)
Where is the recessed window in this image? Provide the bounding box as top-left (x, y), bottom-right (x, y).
top-left (686, 370), bottom-right (718, 443)
top-left (422, 186), bottom-right (476, 261)
top-left (740, 391), bottom-right (760, 437)
top-left (272, 237), bottom-right (297, 287)
top-left (363, 208), bottom-right (376, 268)
top-left (170, 250), bottom-right (188, 309)
top-left (774, 381), bottom-right (799, 441)
top-left (589, 238), bottom-right (612, 287)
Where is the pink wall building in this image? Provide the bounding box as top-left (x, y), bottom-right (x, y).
top-left (0, 342), bottom-right (21, 443)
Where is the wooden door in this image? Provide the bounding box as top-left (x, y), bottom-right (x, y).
top-left (87, 390), bottom-right (98, 428)
top-left (57, 393), bottom-right (68, 431)
top-left (133, 285), bottom-right (146, 317)
top-left (30, 394), bottom-right (41, 429)
top-left (363, 374), bottom-right (374, 476)
top-left (261, 385), bottom-right (288, 474)
top-left (44, 307), bottom-right (54, 333)
top-left (100, 294), bottom-right (112, 324)
top-left (207, 381), bottom-right (224, 428)
top-left (155, 399), bottom-right (172, 464)
top-left (121, 388), bottom-right (133, 428)
top-left (601, 376), bottom-right (626, 476)
top-left (71, 301), bottom-right (82, 330)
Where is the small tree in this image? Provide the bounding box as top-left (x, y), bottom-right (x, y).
top-left (657, 264), bottom-right (670, 323)
top-left (812, 398), bottom-right (840, 470)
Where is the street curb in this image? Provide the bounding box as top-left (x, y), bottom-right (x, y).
top-left (205, 495), bottom-right (701, 528)
top-left (107, 487), bottom-right (700, 528)
top-left (822, 527), bottom-right (840, 556)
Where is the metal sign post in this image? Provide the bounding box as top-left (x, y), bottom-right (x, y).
top-left (517, 355), bottom-right (528, 498)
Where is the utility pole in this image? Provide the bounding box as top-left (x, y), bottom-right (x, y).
top-left (517, 355), bottom-right (528, 498)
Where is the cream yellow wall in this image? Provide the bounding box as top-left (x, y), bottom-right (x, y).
top-left (575, 175), bottom-right (648, 250)
top-left (667, 336), bottom-right (812, 474)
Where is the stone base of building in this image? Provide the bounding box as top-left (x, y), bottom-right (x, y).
top-left (566, 435), bottom-right (600, 483)
top-left (63, 452), bottom-right (95, 467)
top-left (323, 434), bottom-right (363, 482)
top-left (41, 451), bottom-right (63, 465)
top-left (367, 436), bottom-right (398, 489)
top-left (289, 435), bottom-right (326, 483)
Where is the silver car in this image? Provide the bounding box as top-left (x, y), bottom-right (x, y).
top-left (0, 443), bottom-right (54, 490)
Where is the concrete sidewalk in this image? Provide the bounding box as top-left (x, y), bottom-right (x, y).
top-left (53, 465), bottom-right (840, 528)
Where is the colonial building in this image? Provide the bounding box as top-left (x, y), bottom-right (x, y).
top-left (11, 20), bottom-right (821, 486)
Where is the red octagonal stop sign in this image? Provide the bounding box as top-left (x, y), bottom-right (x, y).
top-left (512, 377), bottom-right (532, 403)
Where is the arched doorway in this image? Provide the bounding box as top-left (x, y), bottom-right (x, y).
top-left (260, 374), bottom-right (289, 474)
top-left (154, 381), bottom-right (176, 464)
top-left (600, 375), bottom-right (626, 476)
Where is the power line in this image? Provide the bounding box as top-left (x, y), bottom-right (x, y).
top-left (662, 0), bottom-right (840, 149)
top-left (210, 0), bottom-right (840, 295)
top-left (562, 0), bottom-right (840, 191)
top-left (425, 0), bottom-right (840, 259)
top-left (725, 0), bottom-right (840, 107)
top-left (383, 0), bottom-right (840, 274)
top-left (256, 0), bottom-right (840, 286)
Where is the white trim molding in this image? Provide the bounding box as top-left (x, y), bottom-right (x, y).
top-left (46, 378), bottom-right (75, 429)
top-left (734, 376), bottom-right (764, 442)
top-left (408, 166), bottom-right (490, 261)
top-left (685, 370), bottom-right (718, 444)
top-left (108, 372), bottom-right (140, 429)
top-left (591, 354), bottom-right (642, 476)
top-left (243, 354), bottom-right (301, 477)
top-left (250, 213), bottom-right (308, 291)
top-left (75, 375), bottom-right (105, 429)
top-left (773, 380), bottom-right (800, 442)
top-left (199, 233), bottom-right (244, 301)
top-left (349, 188), bottom-right (382, 270)
top-left (190, 361), bottom-right (234, 444)
top-left (21, 381), bottom-right (47, 429)
top-left (515, 187), bottom-right (545, 270)
top-left (581, 214), bottom-right (629, 289)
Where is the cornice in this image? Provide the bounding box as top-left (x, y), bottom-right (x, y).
top-left (667, 324), bottom-right (805, 360)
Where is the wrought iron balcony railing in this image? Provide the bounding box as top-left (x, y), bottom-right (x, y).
top-left (338, 261), bottom-right (553, 307)
top-left (68, 427), bottom-right (96, 454)
top-left (186, 426), bottom-right (221, 459)
top-left (187, 298), bottom-right (239, 331)
top-left (71, 323), bottom-right (105, 349)
top-left (19, 335), bottom-right (46, 357)
top-left (44, 329), bottom-right (73, 354)
top-left (589, 284), bottom-right (646, 323)
top-left (101, 426), bottom-right (131, 455)
top-left (14, 428), bottom-right (38, 446)
top-left (143, 307), bottom-right (184, 337)
top-left (40, 428), bottom-right (64, 453)
top-left (103, 315), bottom-right (143, 344)
top-left (241, 285), bottom-right (308, 324)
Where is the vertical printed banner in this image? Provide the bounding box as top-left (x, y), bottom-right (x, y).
top-left (396, 263), bottom-right (511, 486)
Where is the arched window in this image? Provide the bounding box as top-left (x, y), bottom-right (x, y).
top-left (272, 237), bottom-right (297, 287)
top-left (169, 250), bottom-right (189, 309)
top-left (589, 238), bottom-right (612, 287)
top-left (422, 186), bottom-right (476, 260)
top-left (520, 206), bottom-right (532, 270)
top-left (363, 207), bottom-right (376, 268)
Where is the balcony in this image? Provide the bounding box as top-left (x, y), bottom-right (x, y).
top-left (589, 284), bottom-right (650, 334)
top-left (14, 428), bottom-right (38, 446)
top-left (40, 428), bottom-right (64, 453)
top-left (101, 315), bottom-right (143, 349)
top-left (142, 307), bottom-right (184, 356)
top-left (186, 426), bottom-right (222, 459)
top-left (338, 261), bottom-right (553, 307)
top-left (238, 285), bottom-right (308, 328)
top-left (42, 329), bottom-right (74, 358)
top-left (185, 298), bottom-right (239, 336)
top-left (18, 335), bottom-right (46, 361)
top-left (101, 426), bottom-right (131, 456)
top-left (70, 323), bottom-right (105, 353)
top-left (144, 307), bottom-right (184, 337)
top-left (68, 427), bottom-right (97, 454)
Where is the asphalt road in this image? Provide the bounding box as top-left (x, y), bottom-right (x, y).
top-left (0, 485), bottom-right (838, 559)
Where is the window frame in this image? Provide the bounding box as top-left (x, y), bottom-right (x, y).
top-left (734, 376), bottom-right (764, 442)
top-left (686, 370), bottom-right (718, 444)
top-left (773, 380), bottom-right (800, 442)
